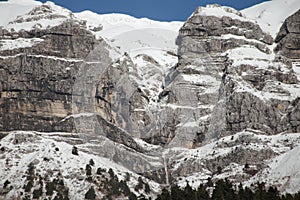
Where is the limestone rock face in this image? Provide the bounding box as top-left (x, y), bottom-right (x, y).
top-left (0, 2), bottom-right (299, 152)
top-left (0, 2), bottom-right (300, 198)
top-left (0, 4), bottom-right (164, 181)
top-left (275, 9), bottom-right (300, 59)
top-left (0, 5), bottom-right (148, 154)
top-left (158, 5), bottom-right (299, 147)
top-left (2, 3), bottom-right (297, 149)
top-left (161, 6), bottom-right (300, 192)
top-left (0, 20), bottom-right (97, 131)
top-left (179, 6), bottom-right (273, 45)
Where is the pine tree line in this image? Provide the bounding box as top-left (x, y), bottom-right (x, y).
top-left (156, 179), bottom-right (300, 200)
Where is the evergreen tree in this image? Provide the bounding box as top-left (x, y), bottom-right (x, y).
top-left (294, 192), bottom-right (300, 200)
top-left (125, 172), bottom-right (130, 182)
top-left (3, 180), bottom-right (10, 188)
top-left (85, 186), bottom-right (96, 200)
top-left (46, 181), bottom-right (55, 196)
top-left (96, 167), bottom-right (105, 175)
top-left (32, 187), bottom-right (43, 199)
top-left (171, 185), bottom-right (184, 200)
top-left (266, 186), bottom-right (280, 200)
top-left (244, 187), bottom-right (254, 200)
top-left (89, 159), bottom-right (95, 166)
top-left (237, 183), bottom-right (245, 200)
top-left (154, 179), bottom-right (300, 200)
top-left (72, 146), bottom-right (79, 155)
top-left (156, 188), bottom-right (171, 200)
top-left (108, 168), bottom-right (115, 178)
top-left (86, 164), bottom-right (92, 176)
top-left (254, 182), bottom-right (267, 200)
top-left (223, 179), bottom-right (236, 200)
top-left (207, 177), bottom-right (213, 187)
top-left (282, 193), bottom-right (293, 200)
top-left (135, 177), bottom-right (144, 191)
top-left (144, 182), bottom-right (151, 194)
top-left (217, 166), bottom-right (222, 174)
top-left (212, 179), bottom-right (225, 200)
top-left (196, 184), bottom-right (210, 200)
top-left (211, 179), bottom-right (236, 200)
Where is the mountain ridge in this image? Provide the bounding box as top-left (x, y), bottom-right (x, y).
top-left (0, 0), bottom-right (300, 199)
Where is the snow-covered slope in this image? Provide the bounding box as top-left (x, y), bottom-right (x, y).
top-left (75, 11), bottom-right (182, 38)
top-left (242, 0), bottom-right (300, 37)
top-left (0, 0), bottom-right (41, 27)
top-left (193, 4), bottom-right (250, 22)
top-left (247, 144), bottom-right (300, 194)
top-left (0, 131), bottom-right (161, 199)
top-left (4, 1), bottom-right (74, 32)
top-left (75, 11), bottom-right (183, 67)
top-left (170, 131), bottom-right (300, 194)
top-left (74, 10), bottom-right (184, 113)
top-left (0, 0), bottom-right (300, 199)
top-left (2, 130), bottom-right (299, 198)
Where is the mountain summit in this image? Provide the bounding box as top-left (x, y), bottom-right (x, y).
top-left (0, 0), bottom-right (300, 199)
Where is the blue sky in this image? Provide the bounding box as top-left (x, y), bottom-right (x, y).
top-left (37, 0), bottom-right (268, 21)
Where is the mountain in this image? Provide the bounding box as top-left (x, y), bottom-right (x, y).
top-left (242, 0), bottom-right (300, 37)
top-left (0, 0), bottom-right (300, 199)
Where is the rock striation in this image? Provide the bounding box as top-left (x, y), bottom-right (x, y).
top-left (163, 5), bottom-right (300, 147)
top-left (0, 2), bottom-right (300, 199)
top-left (0, 3), bottom-right (100, 132)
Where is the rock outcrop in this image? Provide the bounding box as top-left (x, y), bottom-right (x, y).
top-left (1, 2), bottom-right (299, 151)
top-left (0, 20), bottom-right (95, 131)
top-left (0, 2), bottom-right (300, 199)
top-left (2, 3), bottom-right (298, 148)
top-left (161, 5), bottom-right (300, 147)
top-left (275, 9), bottom-right (300, 59)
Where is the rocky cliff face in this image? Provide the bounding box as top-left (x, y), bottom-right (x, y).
top-left (0, 4), bottom-right (98, 132)
top-left (3, 4), bottom-right (297, 147)
top-left (275, 9), bottom-right (300, 59)
top-left (0, 1), bottom-right (300, 199)
top-left (161, 4), bottom-right (300, 189)
top-left (165, 5), bottom-right (300, 145)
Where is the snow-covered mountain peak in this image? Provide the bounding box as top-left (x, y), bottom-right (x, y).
top-left (74, 9), bottom-right (183, 89)
top-left (29, 1), bottom-right (72, 17)
top-left (0, 1), bottom-right (300, 199)
top-left (3, 1), bottom-right (74, 32)
top-left (0, 0), bottom-right (41, 27)
top-left (6, 0), bottom-right (38, 5)
top-left (75, 10), bottom-right (183, 48)
top-left (242, 0), bottom-right (300, 37)
top-left (193, 4), bottom-right (249, 22)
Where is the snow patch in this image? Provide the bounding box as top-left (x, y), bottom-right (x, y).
top-left (0, 0), bottom-right (41, 26)
top-left (193, 4), bottom-right (250, 22)
top-left (0, 38), bottom-right (43, 50)
top-left (242, 0), bottom-right (300, 37)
